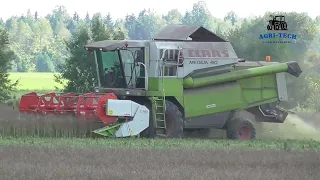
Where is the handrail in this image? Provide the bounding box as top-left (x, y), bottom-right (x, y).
top-left (160, 48), bottom-right (184, 77)
top-left (137, 62), bottom-right (148, 90)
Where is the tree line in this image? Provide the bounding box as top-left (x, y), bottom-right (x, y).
top-left (1, 1), bottom-right (320, 110)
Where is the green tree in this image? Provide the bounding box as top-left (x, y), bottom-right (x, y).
top-left (114, 19), bottom-right (129, 39)
top-left (90, 13), bottom-right (111, 41)
top-left (35, 52), bottom-right (54, 72)
top-left (136, 9), bottom-right (167, 39)
top-left (55, 15), bottom-right (126, 93)
top-left (125, 14), bottom-right (138, 39)
top-left (124, 9), bottom-right (166, 40)
top-left (224, 11), bottom-right (238, 26)
top-left (105, 13), bottom-right (114, 30)
top-left (8, 19), bottom-right (34, 72)
top-left (182, 1), bottom-right (213, 28)
top-left (0, 29), bottom-right (17, 102)
top-left (46, 6), bottom-right (70, 35)
top-left (0, 18), bottom-right (4, 28)
top-left (54, 25), bottom-right (93, 92)
top-left (163, 9), bottom-right (183, 25)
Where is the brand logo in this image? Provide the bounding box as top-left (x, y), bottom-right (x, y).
top-left (259, 15), bottom-right (297, 44)
top-left (187, 49), bottom-right (229, 58)
top-left (159, 49), bottom-right (229, 58)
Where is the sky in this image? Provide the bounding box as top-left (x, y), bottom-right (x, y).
top-left (0, 0), bottom-right (318, 20)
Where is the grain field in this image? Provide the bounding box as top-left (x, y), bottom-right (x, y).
top-left (1, 146), bottom-right (320, 180)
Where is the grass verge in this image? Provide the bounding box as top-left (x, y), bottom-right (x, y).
top-left (1, 136), bottom-right (320, 152)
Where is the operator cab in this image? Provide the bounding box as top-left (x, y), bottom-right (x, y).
top-left (84, 40), bottom-right (149, 94)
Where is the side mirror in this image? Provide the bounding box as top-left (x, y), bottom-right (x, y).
top-left (135, 50), bottom-right (144, 63)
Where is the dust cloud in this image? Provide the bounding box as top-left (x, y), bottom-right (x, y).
top-left (256, 114), bottom-right (320, 141)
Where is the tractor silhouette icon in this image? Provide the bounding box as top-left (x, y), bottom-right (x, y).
top-left (267, 15), bottom-right (288, 30)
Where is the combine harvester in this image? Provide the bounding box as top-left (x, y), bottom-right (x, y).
top-left (18, 25), bottom-right (302, 140)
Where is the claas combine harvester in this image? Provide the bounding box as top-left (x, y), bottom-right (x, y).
top-left (18, 25), bottom-right (302, 140)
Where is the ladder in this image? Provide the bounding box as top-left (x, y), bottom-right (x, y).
top-left (154, 96), bottom-right (166, 136)
top-left (153, 48), bottom-right (183, 136)
top-left (154, 53), bottom-right (167, 136)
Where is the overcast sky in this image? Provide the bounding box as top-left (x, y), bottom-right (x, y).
top-left (0, 0), bottom-right (318, 20)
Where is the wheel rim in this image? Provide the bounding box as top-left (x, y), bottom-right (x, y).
top-left (237, 125), bottom-right (252, 140)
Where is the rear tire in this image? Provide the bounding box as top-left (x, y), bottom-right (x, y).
top-left (226, 117), bottom-right (256, 140)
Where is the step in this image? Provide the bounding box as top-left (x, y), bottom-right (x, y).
top-left (156, 121), bottom-right (165, 125)
top-left (154, 134), bottom-right (167, 138)
top-left (156, 120), bottom-right (166, 125)
top-left (156, 124), bottom-right (166, 129)
top-left (156, 124), bottom-right (165, 128)
top-left (156, 126), bottom-right (166, 129)
top-left (157, 134), bottom-right (167, 137)
top-left (156, 121), bottom-right (165, 124)
top-left (156, 129), bottom-right (166, 133)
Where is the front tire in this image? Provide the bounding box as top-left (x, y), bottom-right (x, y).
top-left (162, 100), bottom-right (184, 138)
top-left (140, 99), bottom-right (184, 138)
top-left (226, 117), bottom-right (256, 140)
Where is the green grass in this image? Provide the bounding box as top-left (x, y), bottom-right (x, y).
top-left (11, 90), bottom-right (58, 98)
top-left (9, 72), bottom-right (64, 91)
top-left (0, 136), bottom-right (319, 151)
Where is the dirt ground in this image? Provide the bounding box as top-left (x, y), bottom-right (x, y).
top-left (0, 146), bottom-right (319, 180)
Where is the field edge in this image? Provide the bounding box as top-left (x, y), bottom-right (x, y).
top-left (1, 136), bottom-right (320, 152)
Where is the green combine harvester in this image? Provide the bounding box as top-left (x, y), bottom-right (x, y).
top-left (19, 25), bottom-right (302, 140)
